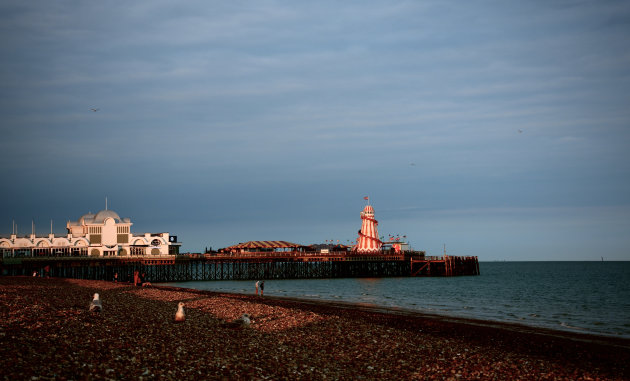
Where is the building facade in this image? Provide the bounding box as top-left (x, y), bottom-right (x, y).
top-left (0, 209), bottom-right (181, 258)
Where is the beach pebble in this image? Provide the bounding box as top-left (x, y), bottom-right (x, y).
top-left (0, 277), bottom-right (627, 380)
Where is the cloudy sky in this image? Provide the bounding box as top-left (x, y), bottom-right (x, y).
top-left (1, 1), bottom-right (629, 260)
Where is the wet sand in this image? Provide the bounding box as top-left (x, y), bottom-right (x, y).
top-left (1, 276), bottom-right (628, 380)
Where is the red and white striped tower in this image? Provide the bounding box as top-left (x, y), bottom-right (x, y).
top-left (354, 199), bottom-right (382, 254)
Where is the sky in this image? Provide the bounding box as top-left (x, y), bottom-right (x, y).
top-left (1, 0), bottom-right (629, 260)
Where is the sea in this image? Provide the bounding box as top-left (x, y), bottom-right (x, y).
top-left (158, 261), bottom-right (630, 338)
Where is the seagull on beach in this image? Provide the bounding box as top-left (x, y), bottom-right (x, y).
top-left (222, 313), bottom-right (251, 328)
top-left (174, 302), bottom-right (185, 322)
top-left (235, 313), bottom-right (251, 325)
top-left (89, 293), bottom-right (102, 313)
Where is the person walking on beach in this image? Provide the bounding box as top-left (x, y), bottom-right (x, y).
top-left (260, 281), bottom-right (265, 297)
top-left (255, 280), bottom-right (259, 295)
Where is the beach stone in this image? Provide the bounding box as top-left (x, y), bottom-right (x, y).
top-left (1, 277), bottom-right (628, 380)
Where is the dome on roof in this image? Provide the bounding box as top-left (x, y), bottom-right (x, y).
top-left (78, 212), bottom-right (96, 224)
top-left (93, 209), bottom-right (121, 224)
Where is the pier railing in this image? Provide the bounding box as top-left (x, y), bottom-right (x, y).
top-left (1, 252), bottom-right (479, 281)
top-left (200, 251), bottom-right (408, 262)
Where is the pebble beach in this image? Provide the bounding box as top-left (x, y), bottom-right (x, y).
top-left (1, 276), bottom-right (628, 380)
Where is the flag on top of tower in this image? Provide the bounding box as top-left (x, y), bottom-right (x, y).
top-left (363, 196), bottom-right (369, 200)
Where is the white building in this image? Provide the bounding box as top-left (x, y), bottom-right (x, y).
top-left (0, 208), bottom-right (181, 258)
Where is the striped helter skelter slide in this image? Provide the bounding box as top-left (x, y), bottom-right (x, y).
top-left (355, 205), bottom-right (382, 253)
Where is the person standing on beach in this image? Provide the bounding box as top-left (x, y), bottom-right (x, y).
top-left (255, 280), bottom-right (259, 295)
top-left (260, 281), bottom-right (265, 296)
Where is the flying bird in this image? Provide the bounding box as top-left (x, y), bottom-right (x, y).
top-left (174, 302), bottom-right (185, 322)
top-left (89, 293), bottom-right (102, 313)
top-left (518, 129), bottom-right (523, 133)
top-left (91, 108), bottom-right (99, 112)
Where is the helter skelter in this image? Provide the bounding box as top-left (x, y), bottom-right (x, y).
top-left (353, 197), bottom-right (383, 254)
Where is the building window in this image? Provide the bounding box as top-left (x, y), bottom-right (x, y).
top-left (89, 226), bottom-right (102, 234)
top-left (131, 247), bottom-right (144, 256)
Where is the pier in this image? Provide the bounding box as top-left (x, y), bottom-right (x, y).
top-left (1, 201), bottom-right (480, 282)
top-left (0, 251), bottom-right (479, 282)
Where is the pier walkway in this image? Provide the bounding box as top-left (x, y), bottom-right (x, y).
top-left (0, 251), bottom-right (479, 282)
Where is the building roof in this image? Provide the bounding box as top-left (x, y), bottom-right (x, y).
top-left (78, 212), bottom-right (96, 224)
top-left (93, 209), bottom-right (121, 223)
top-left (69, 209), bottom-right (132, 227)
top-left (224, 241), bottom-right (302, 250)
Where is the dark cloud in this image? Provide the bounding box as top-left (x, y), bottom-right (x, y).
top-left (1, 0), bottom-right (629, 258)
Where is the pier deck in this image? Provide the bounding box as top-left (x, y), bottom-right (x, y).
top-left (1, 251), bottom-right (479, 282)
